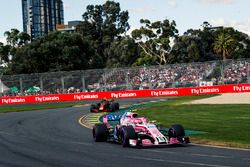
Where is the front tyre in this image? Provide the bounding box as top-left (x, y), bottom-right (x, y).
top-left (120, 126), bottom-right (136, 147)
top-left (93, 124), bottom-right (108, 142)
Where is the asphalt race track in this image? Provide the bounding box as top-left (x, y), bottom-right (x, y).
top-left (0, 98), bottom-right (249, 167)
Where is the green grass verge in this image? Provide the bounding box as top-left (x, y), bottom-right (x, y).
top-left (137, 95), bottom-right (250, 149)
top-left (0, 103), bottom-right (79, 113)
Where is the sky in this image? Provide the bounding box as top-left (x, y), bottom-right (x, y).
top-left (0, 0), bottom-right (250, 43)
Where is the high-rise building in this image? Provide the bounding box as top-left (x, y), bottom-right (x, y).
top-left (22, 0), bottom-right (64, 39)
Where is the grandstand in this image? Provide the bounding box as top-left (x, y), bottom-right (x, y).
top-left (0, 59), bottom-right (249, 96)
top-left (223, 60), bottom-right (249, 84)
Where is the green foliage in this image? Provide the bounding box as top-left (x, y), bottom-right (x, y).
top-left (133, 53), bottom-right (158, 66)
top-left (4, 28), bottom-right (30, 47)
top-left (77, 0), bottom-right (130, 69)
top-left (213, 31), bottom-right (235, 60)
top-left (7, 32), bottom-right (93, 74)
top-left (169, 35), bottom-right (205, 63)
top-left (105, 36), bottom-right (140, 68)
top-left (131, 19), bottom-right (178, 65)
top-left (0, 43), bottom-right (11, 64)
top-left (170, 24), bottom-right (250, 63)
top-left (0, 29), bottom-right (31, 66)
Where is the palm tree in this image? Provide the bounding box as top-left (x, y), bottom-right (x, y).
top-left (213, 31), bottom-right (235, 61)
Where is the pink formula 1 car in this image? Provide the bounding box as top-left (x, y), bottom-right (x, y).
top-left (92, 112), bottom-right (189, 147)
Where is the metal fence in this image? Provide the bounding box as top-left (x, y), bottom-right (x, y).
top-left (0, 59), bottom-right (249, 96)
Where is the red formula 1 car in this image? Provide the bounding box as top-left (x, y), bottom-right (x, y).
top-left (90, 99), bottom-right (119, 113)
top-left (92, 111), bottom-right (189, 147)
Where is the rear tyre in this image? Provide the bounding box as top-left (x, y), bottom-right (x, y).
top-left (120, 126), bottom-right (136, 147)
top-left (93, 124), bottom-right (108, 142)
top-left (168, 124), bottom-right (185, 138)
top-left (90, 104), bottom-right (97, 112)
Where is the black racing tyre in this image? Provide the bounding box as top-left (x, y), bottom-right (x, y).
top-left (168, 124), bottom-right (185, 138)
top-left (120, 126), bottom-right (136, 147)
top-left (90, 104), bottom-right (97, 112)
top-left (93, 124), bottom-right (108, 142)
top-left (97, 103), bottom-right (101, 108)
top-left (110, 103), bottom-right (116, 112)
top-left (115, 103), bottom-right (119, 110)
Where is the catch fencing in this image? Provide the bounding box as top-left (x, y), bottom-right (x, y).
top-left (0, 59), bottom-right (249, 97)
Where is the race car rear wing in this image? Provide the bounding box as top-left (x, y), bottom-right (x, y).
top-left (102, 114), bottom-right (122, 128)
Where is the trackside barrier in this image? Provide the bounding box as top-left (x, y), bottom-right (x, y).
top-left (1, 84), bottom-right (250, 105)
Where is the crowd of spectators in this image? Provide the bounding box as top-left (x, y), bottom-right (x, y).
top-left (99, 61), bottom-right (217, 91)
top-left (1, 59), bottom-right (249, 96)
top-left (223, 60), bottom-right (249, 84)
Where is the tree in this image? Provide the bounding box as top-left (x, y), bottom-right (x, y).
top-left (213, 31), bottom-right (235, 60)
top-left (169, 22), bottom-right (230, 63)
top-left (76, 1), bottom-right (130, 68)
top-left (2, 29), bottom-right (31, 67)
top-left (201, 21), bottom-right (212, 29)
top-left (4, 29), bottom-right (20, 47)
top-left (8, 32), bottom-right (93, 74)
top-left (131, 19), bottom-right (178, 65)
top-left (169, 35), bottom-right (204, 63)
top-left (4, 29), bottom-right (30, 47)
top-left (104, 36), bottom-right (140, 67)
top-left (220, 28), bottom-right (250, 59)
top-left (0, 42), bottom-right (11, 64)
top-left (18, 32), bottom-right (31, 46)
